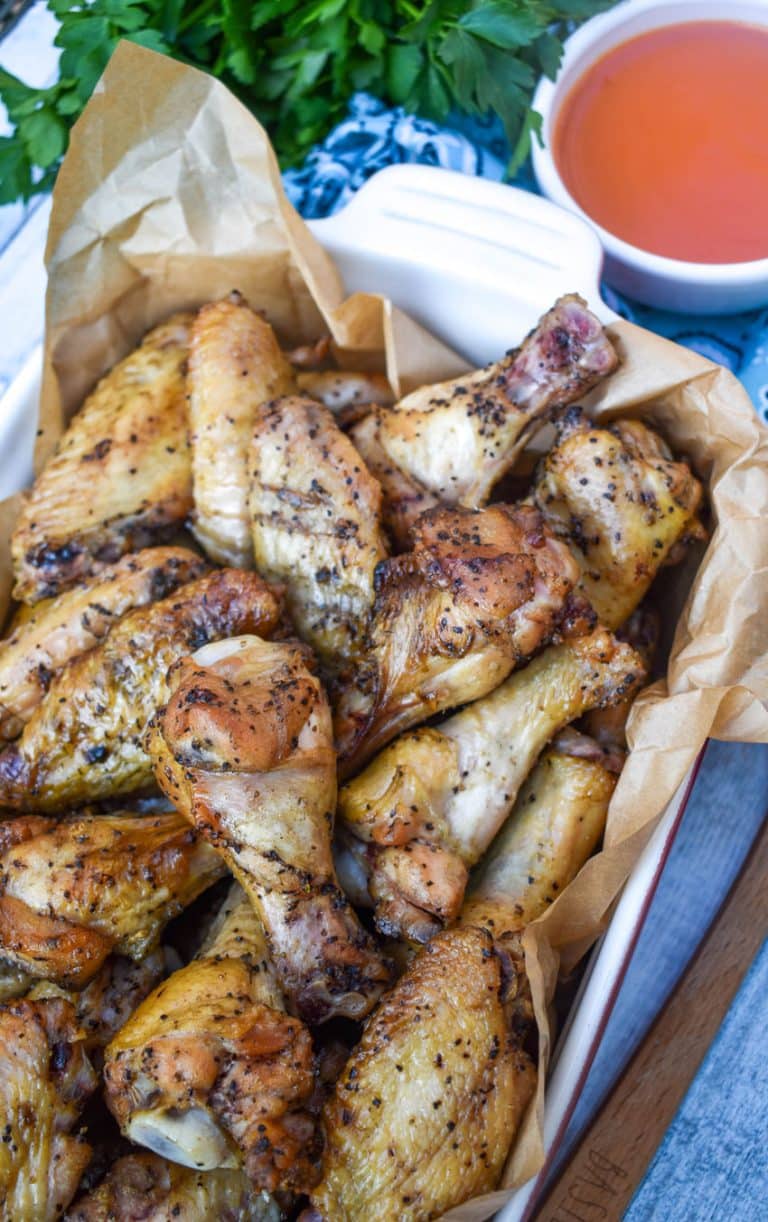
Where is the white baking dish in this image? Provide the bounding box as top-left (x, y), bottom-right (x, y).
top-left (0, 164), bottom-right (700, 1217)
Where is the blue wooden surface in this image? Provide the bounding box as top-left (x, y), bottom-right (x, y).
top-left (553, 741), bottom-right (768, 1219)
top-left (2, 8), bottom-right (767, 1218)
top-left (629, 940), bottom-right (768, 1220)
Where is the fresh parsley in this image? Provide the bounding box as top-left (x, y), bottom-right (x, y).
top-left (0, 0), bottom-right (615, 205)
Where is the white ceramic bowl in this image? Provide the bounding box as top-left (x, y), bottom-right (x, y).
top-left (532, 0), bottom-right (768, 314)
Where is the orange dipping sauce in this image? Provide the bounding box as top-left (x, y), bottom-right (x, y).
top-left (554, 21), bottom-right (768, 264)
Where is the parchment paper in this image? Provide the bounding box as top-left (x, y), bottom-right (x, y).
top-left (5, 40), bottom-right (768, 1218)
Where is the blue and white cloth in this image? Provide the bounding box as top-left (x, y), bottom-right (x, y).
top-left (283, 93), bottom-right (506, 219)
top-left (284, 94), bottom-right (768, 426)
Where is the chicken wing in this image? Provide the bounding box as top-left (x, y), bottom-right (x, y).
top-left (0, 811), bottom-right (225, 987)
top-left (461, 734), bottom-right (619, 937)
top-left (0, 995), bottom-right (97, 1221)
top-left (248, 393), bottom-right (388, 671)
top-left (351, 294), bottom-right (618, 545)
top-left (296, 370), bottom-right (394, 426)
top-left (0, 964), bottom-right (33, 1003)
top-left (337, 627), bottom-right (643, 942)
top-left (314, 735), bottom-right (616, 1218)
top-left (0, 547), bottom-right (206, 741)
top-left (12, 315), bottom-right (194, 604)
top-left (287, 335), bottom-right (331, 369)
top-left (104, 884), bottom-right (319, 1193)
top-left (348, 413), bottom-right (439, 545)
top-left (146, 635), bottom-right (391, 1023)
top-left (333, 502), bottom-right (584, 776)
top-left (66, 1153), bottom-right (278, 1222)
top-left (188, 294), bottom-right (295, 567)
top-left (532, 406), bottom-right (705, 629)
top-left (310, 924), bottom-right (536, 1222)
top-left (581, 604), bottom-right (659, 753)
top-left (0, 568), bottom-right (281, 811)
top-left (30, 948), bottom-right (168, 1063)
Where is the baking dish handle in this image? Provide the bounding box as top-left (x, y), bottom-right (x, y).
top-left (309, 164), bottom-right (615, 365)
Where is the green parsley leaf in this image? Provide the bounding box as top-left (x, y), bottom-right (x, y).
top-left (388, 43), bottom-right (424, 105)
top-left (0, 0), bottom-right (618, 203)
top-left (20, 107), bottom-right (68, 168)
top-left (533, 31), bottom-right (564, 81)
top-left (0, 67), bottom-right (40, 121)
top-left (458, 4), bottom-right (544, 50)
top-left (0, 137), bottom-right (34, 203)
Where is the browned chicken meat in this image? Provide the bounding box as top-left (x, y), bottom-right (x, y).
top-left (30, 948), bottom-right (168, 1062)
top-left (0, 995), bottom-right (97, 1221)
top-left (336, 627), bottom-right (643, 942)
top-left (0, 811), bottom-right (225, 987)
top-left (0, 568), bottom-right (281, 811)
top-left (188, 294), bottom-right (295, 567)
top-left (147, 635), bottom-right (391, 1023)
top-left (581, 604), bottom-right (659, 753)
top-left (352, 294), bottom-right (618, 544)
top-left (310, 925), bottom-right (536, 1222)
top-left (104, 885), bottom-right (319, 1193)
top-left (347, 421), bottom-right (436, 548)
top-left (0, 546), bottom-right (206, 741)
top-left (68, 1153), bottom-right (276, 1222)
top-left (12, 315), bottom-right (194, 604)
top-left (311, 736), bottom-right (619, 1219)
top-left (286, 335), bottom-right (331, 369)
top-left (248, 393), bottom-right (388, 671)
top-left (296, 370), bottom-right (394, 426)
top-left (333, 502), bottom-right (584, 776)
top-left (532, 406), bottom-right (705, 629)
top-left (66, 1152), bottom-right (278, 1222)
top-left (0, 964), bottom-right (34, 1003)
top-left (461, 733), bottom-right (619, 937)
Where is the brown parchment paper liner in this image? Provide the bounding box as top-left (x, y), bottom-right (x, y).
top-left (5, 41), bottom-right (768, 1218)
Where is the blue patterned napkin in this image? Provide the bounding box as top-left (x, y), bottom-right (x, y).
top-left (284, 95), bottom-right (768, 424)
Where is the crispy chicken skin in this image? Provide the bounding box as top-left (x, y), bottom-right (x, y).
top-left (296, 370), bottom-right (394, 426)
top-left (286, 335), bottom-right (331, 369)
top-left (352, 295), bottom-right (618, 545)
top-left (532, 406), bottom-right (705, 629)
top-left (312, 749), bottom-right (615, 1219)
top-left (66, 1152), bottom-right (279, 1222)
top-left (104, 885), bottom-right (319, 1193)
top-left (581, 604), bottom-right (659, 753)
top-left (248, 393), bottom-right (388, 671)
top-left (337, 627), bottom-right (643, 942)
top-left (30, 949), bottom-right (168, 1062)
top-left (0, 569), bottom-right (281, 811)
top-left (461, 736), bottom-right (618, 937)
top-left (0, 963), bottom-right (34, 1002)
top-left (146, 635), bottom-right (391, 1023)
top-left (188, 294), bottom-right (295, 567)
top-left (0, 995), bottom-right (97, 1221)
top-left (333, 502), bottom-right (583, 776)
top-left (310, 925), bottom-right (536, 1222)
top-left (0, 812), bottom-right (225, 987)
top-left (348, 413), bottom-right (437, 546)
top-left (0, 547), bottom-right (206, 741)
top-left (12, 315), bottom-right (194, 604)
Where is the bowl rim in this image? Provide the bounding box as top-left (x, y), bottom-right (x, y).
top-left (531, 0), bottom-right (768, 283)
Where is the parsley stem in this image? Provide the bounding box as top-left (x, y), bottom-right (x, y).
top-left (178, 0), bottom-right (218, 35)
